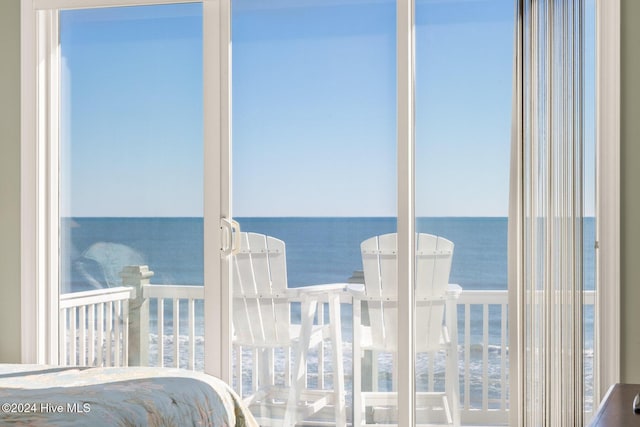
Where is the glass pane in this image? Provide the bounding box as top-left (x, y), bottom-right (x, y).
top-left (415, 1), bottom-right (514, 425)
top-left (59, 3), bottom-right (204, 369)
top-left (584, 0), bottom-right (597, 419)
top-left (231, 0), bottom-right (396, 424)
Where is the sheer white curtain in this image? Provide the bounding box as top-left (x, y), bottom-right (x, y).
top-left (511, 0), bottom-right (584, 426)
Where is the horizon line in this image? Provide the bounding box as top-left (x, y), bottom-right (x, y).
top-left (61, 215), bottom-right (597, 219)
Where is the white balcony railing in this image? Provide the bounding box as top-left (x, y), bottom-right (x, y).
top-left (59, 266), bottom-right (596, 426)
top-left (59, 286), bottom-right (134, 367)
top-left (456, 290), bottom-right (509, 424)
top-left (142, 284), bottom-right (204, 370)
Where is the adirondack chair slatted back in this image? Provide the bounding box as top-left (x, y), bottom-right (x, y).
top-left (361, 233), bottom-right (398, 351)
top-left (415, 233), bottom-right (454, 351)
top-left (233, 232), bottom-right (290, 347)
top-left (360, 233), bottom-right (454, 352)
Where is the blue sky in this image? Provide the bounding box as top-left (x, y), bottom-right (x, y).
top-left (59, 0), bottom-right (594, 218)
top-left (60, 4), bottom-right (203, 217)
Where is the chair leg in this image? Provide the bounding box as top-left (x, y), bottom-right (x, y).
top-left (372, 351), bottom-right (378, 392)
top-left (445, 296), bottom-right (461, 427)
top-left (259, 348), bottom-right (272, 420)
top-left (285, 346), bottom-right (291, 388)
top-left (446, 347), bottom-right (460, 427)
top-left (252, 348), bottom-right (259, 392)
top-left (329, 294), bottom-right (346, 427)
top-left (353, 297), bottom-right (362, 427)
top-left (392, 352), bottom-right (398, 393)
top-left (259, 348), bottom-right (271, 390)
top-left (318, 302), bottom-right (325, 390)
top-left (235, 344), bottom-right (242, 397)
top-left (284, 298), bottom-right (317, 427)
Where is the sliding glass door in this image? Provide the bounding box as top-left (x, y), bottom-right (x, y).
top-left (229, 0), bottom-right (396, 423)
top-left (25, 0), bottom-right (598, 424)
top-left (414, 1), bottom-right (514, 424)
top-left (58, 3), bottom-right (205, 368)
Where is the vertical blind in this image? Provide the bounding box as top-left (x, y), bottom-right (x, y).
top-left (516, 0), bottom-right (584, 425)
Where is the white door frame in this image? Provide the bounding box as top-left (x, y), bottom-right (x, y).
top-left (203, 0), bottom-right (232, 380)
top-left (20, 2), bottom-right (61, 364)
top-left (19, 0), bottom-right (230, 376)
top-left (396, 0), bottom-right (415, 422)
top-left (20, 0), bottom-right (620, 423)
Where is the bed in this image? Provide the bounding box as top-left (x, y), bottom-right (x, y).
top-left (0, 364), bottom-right (257, 426)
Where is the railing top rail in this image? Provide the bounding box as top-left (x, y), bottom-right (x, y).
top-left (456, 289), bottom-right (595, 304)
top-left (137, 284), bottom-right (595, 305)
top-left (142, 284), bottom-right (204, 300)
top-left (457, 290), bottom-right (509, 304)
top-left (61, 285), bottom-right (595, 307)
top-left (59, 286), bottom-right (135, 309)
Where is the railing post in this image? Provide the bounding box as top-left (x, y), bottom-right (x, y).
top-left (120, 265), bottom-right (154, 366)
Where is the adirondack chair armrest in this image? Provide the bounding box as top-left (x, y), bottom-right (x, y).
top-left (346, 283), bottom-right (365, 295)
top-left (346, 284), bottom-right (460, 299)
top-left (234, 291), bottom-right (290, 301)
top-left (287, 283), bottom-right (351, 299)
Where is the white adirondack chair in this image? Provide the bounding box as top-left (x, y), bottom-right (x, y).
top-left (232, 232), bottom-right (346, 427)
top-left (353, 233), bottom-right (461, 426)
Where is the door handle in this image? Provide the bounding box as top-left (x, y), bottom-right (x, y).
top-left (220, 218), bottom-right (241, 257)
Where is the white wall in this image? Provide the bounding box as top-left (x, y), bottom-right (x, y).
top-left (0, 0), bottom-right (22, 363)
top-left (621, 0), bottom-right (640, 383)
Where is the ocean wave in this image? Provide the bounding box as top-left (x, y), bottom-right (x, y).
top-left (144, 333), bottom-right (594, 410)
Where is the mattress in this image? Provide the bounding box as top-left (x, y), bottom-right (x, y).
top-left (0, 364), bottom-right (257, 426)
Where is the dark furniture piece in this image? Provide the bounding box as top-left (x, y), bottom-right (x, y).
top-left (590, 383), bottom-right (640, 426)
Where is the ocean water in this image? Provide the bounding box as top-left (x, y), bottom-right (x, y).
top-left (61, 217), bottom-right (596, 410)
top-left (61, 216), bottom-right (595, 292)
